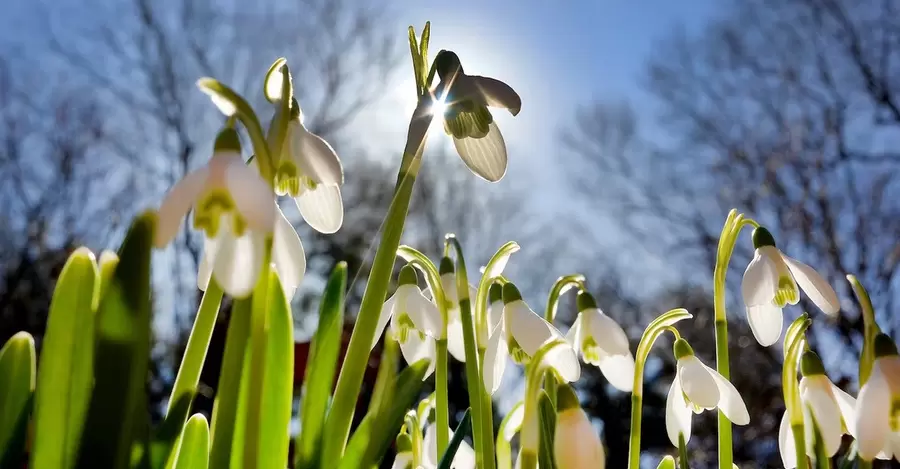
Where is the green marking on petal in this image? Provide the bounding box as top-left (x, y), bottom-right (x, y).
top-left (397, 313), bottom-right (416, 344)
top-left (508, 336), bottom-right (529, 365)
top-left (581, 336), bottom-right (601, 363)
top-left (275, 160), bottom-right (301, 196)
top-left (192, 188), bottom-right (247, 238)
top-left (891, 398), bottom-right (900, 431)
top-left (773, 275), bottom-right (799, 307)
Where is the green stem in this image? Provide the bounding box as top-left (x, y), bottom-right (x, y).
top-left (520, 340), bottom-right (567, 469)
top-left (678, 433), bottom-right (690, 469)
top-left (209, 298), bottom-right (251, 469)
top-left (242, 248), bottom-right (273, 469)
top-left (495, 402), bottom-right (522, 469)
top-left (783, 315), bottom-right (811, 469)
top-left (542, 274), bottom-right (585, 404)
top-left (627, 308), bottom-right (693, 469)
top-left (166, 280), bottom-right (223, 423)
top-left (435, 339), bottom-right (450, 458)
top-left (711, 211), bottom-right (757, 469)
top-left (479, 348), bottom-right (495, 469)
top-left (321, 146), bottom-right (422, 463)
top-left (848, 275), bottom-right (879, 386)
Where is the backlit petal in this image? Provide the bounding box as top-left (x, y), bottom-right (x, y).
top-left (704, 364), bottom-right (749, 424)
top-left (397, 328), bottom-right (436, 379)
top-left (225, 159), bottom-right (276, 232)
top-left (830, 382), bottom-right (856, 436)
top-left (211, 228), bottom-right (265, 298)
top-left (503, 403), bottom-right (525, 441)
top-left (666, 377), bottom-right (693, 446)
top-left (390, 452), bottom-right (414, 469)
top-left (746, 303), bottom-right (784, 347)
top-left (403, 99), bottom-right (435, 159)
top-left (506, 301), bottom-right (556, 356)
top-left (373, 294), bottom-right (396, 351)
top-left (599, 354), bottom-right (635, 393)
top-left (678, 357), bottom-right (720, 409)
top-left (291, 123), bottom-right (343, 185)
top-left (483, 316), bottom-right (508, 394)
top-left (454, 75), bottom-right (522, 116)
top-left (544, 337), bottom-right (581, 383)
top-left (565, 314), bottom-right (583, 349)
top-left (447, 317), bottom-right (468, 363)
top-left (452, 121), bottom-right (507, 182)
top-left (855, 364), bottom-right (892, 460)
top-left (155, 167), bottom-right (209, 247)
top-left (295, 184), bottom-right (343, 234)
top-left (197, 239), bottom-right (214, 291)
top-left (585, 309), bottom-right (632, 356)
top-left (800, 376), bottom-right (843, 455)
top-left (405, 287), bottom-right (443, 338)
top-left (783, 255), bottom-right (840, 316)
top-left (272, 204), bottom-right (306, 296)
top-left (741, 249), bottom-right (779, 306)
top-left (779, 413), bottom-right (798, 468)
top-left (554, 409), bottom-right (605, 469)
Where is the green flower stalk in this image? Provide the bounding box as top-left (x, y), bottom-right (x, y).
top-left (782, 314), bottom-right (812, 469)
top-left (519, 339), bottom-right (575, 469)
top-left (495, 402), bottom-right (524, 469)
top-left (711, 209), bottom-right (758, 468)
top-left (847, 275), bottom-right (879, 386)
top-left (627, 308), bottom-right (692, 469)
top-left (542, 274), bottom-right (586, 403)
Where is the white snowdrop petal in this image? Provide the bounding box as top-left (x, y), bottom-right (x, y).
top-left (544, 338), bottom-right (581, 383)
top-left (452, 438), bottom-right (476, 469)
top-left (292, 124), bottom-right (343, 185)
top-left (295, 184), bottom-right (344, 234)
top-left (554, 409), bottom-right (605, 469)
top-left (599, 354), bottom-right (635, 393)
top-left (464, 75), bottom-right (522, 116)
top-left (800, 377), bottom-right (843, 455)
top-left (372, 294), bottom-right (396, 351)
top-left (679, 357), bottom-right (720, 409)
top-left (746, 303), bottom-right (784, 347)
top-left (397, 328), bottom-right (436, 379)
top-left (155, 167), bottom-right (209, 247)
top-left (704, 364), bottom-right (749, 425)
top-left (779, 412), bottom-right (798, 468)
top-left (390, 452), bottom-right (413, 469)
top-left (403, 100), bottom-right (435, 158)
top-left (211, 228), bottom-right (265, 298)
top-left (783, 255), bottom-right (840, 316)
top-left (503, 403), bottom-right (525, 441)
top-left (404, 287), bottom-right (443, 337)
top-left (452, 121), bottom-right (508, 182)
top-left (565, 314), bottom-right (583, 349)
top-left (272, 204), bottom-right (306, 295)
top-left (855, 365), bottom-right (892, 460)
top-left (586, 309), bottom-right (632, 356)
top-left (741, 249), bottom-right (779, 306)
top-left (666, 377), bottom-right (693, 447)
top-left (447, 318), bottom-right (468, 363)
top-left (225, 159), bottom-right (277, 232)
top-left (423, 423), bottom-right (439, 467)
top-left (506, 301), bottom-right (556, 356)
top-left (488, 300), bottom-right (504, 337)
top-left (483, 316), bottom-right (508, 394)
top-left (197, 240), bottom-right (214, 291)
top-left (830, 383), bottom-right (857, 436)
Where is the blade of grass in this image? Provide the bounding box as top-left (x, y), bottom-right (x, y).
top-left (537, 391), bottom-right (558, 469)
top-left (76, 211), bottom-right (155, 469)
top-left (295, 263), bottom-right (347, 469)
top-left (30, 248), bottom-right (98, 469)
top-left (209, 297), bottom-right (252, 469)
top-left (437, 409), bottom-right (472, 469)
top-left (0, 332), bottom-right (35, 468)
top-left (174, 414), bottom-right (210, 469)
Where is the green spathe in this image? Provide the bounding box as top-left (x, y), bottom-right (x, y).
top-left (673, 338), bottom-right (695, 360)
top-left (752, 226), bottom-right (777, 249)
top-left (576, 291), bottom-right (598, 312)
top-left (800, 350), bottom-right (827, 377)
top-left (502, 283), bottom-right (523, 304)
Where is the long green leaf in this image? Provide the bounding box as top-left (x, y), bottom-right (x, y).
top-left (0, 331), bottom-right (35, 468)
top-left (338, 359), bottom-right (430, 469)
top-left (150, 394), bottom-right (192, 469)
top-left (209, 297), bottom-right (251, 469)
top-left (256, 269), bottom-right (294, 468)
top-left (174, 414), bottom-right (210, 469)
top-left (295, 263), bottom-right (347, 469)
top-left (30, 248), bottom-right (99, 469)
top-left (537, 391), bottom-right (557, 469)
top-left (77, 211), bottom-right (155, 469)
top-left (437, 409), bottom-right (472, 469)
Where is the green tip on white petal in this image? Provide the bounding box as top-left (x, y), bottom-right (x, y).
top-left (502, 283), bottom-right (522, 304)
top-left (439, 256), bottom-right (455, 275)
top-left (556, 383), bottom-right (580, 411)
top-left (576, 290), bottom-right (597, 312)
top-left (874, 333), bottom-right (899, 358)
top-left (800, 350), bottom-right (827, 376)
top-left (752, 226), bottom-right (777, 249)
top-left (673, 338), bottom-right (694, 360)
top-left (399, 264), bottom-right (418, 286)
top-left (214, 127), bottom-right (242, 152)
top-left (488, 283), bottom-right (503, 304)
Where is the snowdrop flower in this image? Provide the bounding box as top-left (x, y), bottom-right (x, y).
top-left (198, 202), bottom-right (306, 299)
top-left (482, 283), bottom-right (580, 394)
top-left (390, 432), bottom-right (417, 469)
top-left (554, 384), bottom-right (605, 469)
top-left (432, 50), bottom-right (521, 182)
top-left (566, 291), bottom-right (635, 392)
top-left (477, 283), bottom-right (505, 350)
top-left (855, 333), bottom-right (900, 460)
top-left (436, 257), bottom-right (477, 363)
top-left (778, 351), bottom-right (857, 468)
top-left (273, 100), bottom-right (344, 234)
top-left (155, 128), bottom-right (275, 298)
top-left (422, 423), bottom-right (475, 469)
top-left (375, 265), bottom-right (441, 379)
top-left (741, 227), bottom-right (840, 346)
top-left (665, 338), bottom-right (749, 446)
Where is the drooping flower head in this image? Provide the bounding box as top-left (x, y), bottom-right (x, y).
top-left (554, 383), bottom-right (605, 469)
top-left (566, 291), bottom-right (635, 392)
top-left (856, 334), bottom-right (900, 460)
top-left (274, 98), bottom-right (345, 234)
top-left (665, 338), bottom-right (749, 447)
top-left (437, 256), bottom-right (476, 363)
top-left (741, 227), bottom-right (840, 346)
top-left (778, 350), bottom-right (857, 468)
top-left (155, 128), bottom-right (275, 297)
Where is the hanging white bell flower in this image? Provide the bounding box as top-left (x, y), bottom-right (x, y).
top-left (482, 283), bottom-right (580, 395)
top-left (778, 351), bottom-right (857, 468)
top-left (436, 257), bottom-right (478, 363)
top-left (874, 432), bottom-right (900, 461)
top-left (431, 50), bottom-right (521, 183)
top-left (855, 334), bottom-right (900, 460)
top-left (565, 291), bottom-right (635, 393)
top-left (665, 338), bottom-right (749, 447)
top-left (390, 431), bottom-right (417, 469)
top-left (155, 128), bottom-right (275, 298)
top-left (273, 99), bottom-right (344, 234)
top-left (554, 383), bottom-right (606, 469)
top-left (422, 422), bottom-right (476, 469)
top-left (374, 265), bottom-right (442, 379)
top-left (741, 227), bottom-right (840, 346)
top-left (478, 283), bottom-right (505, 349)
